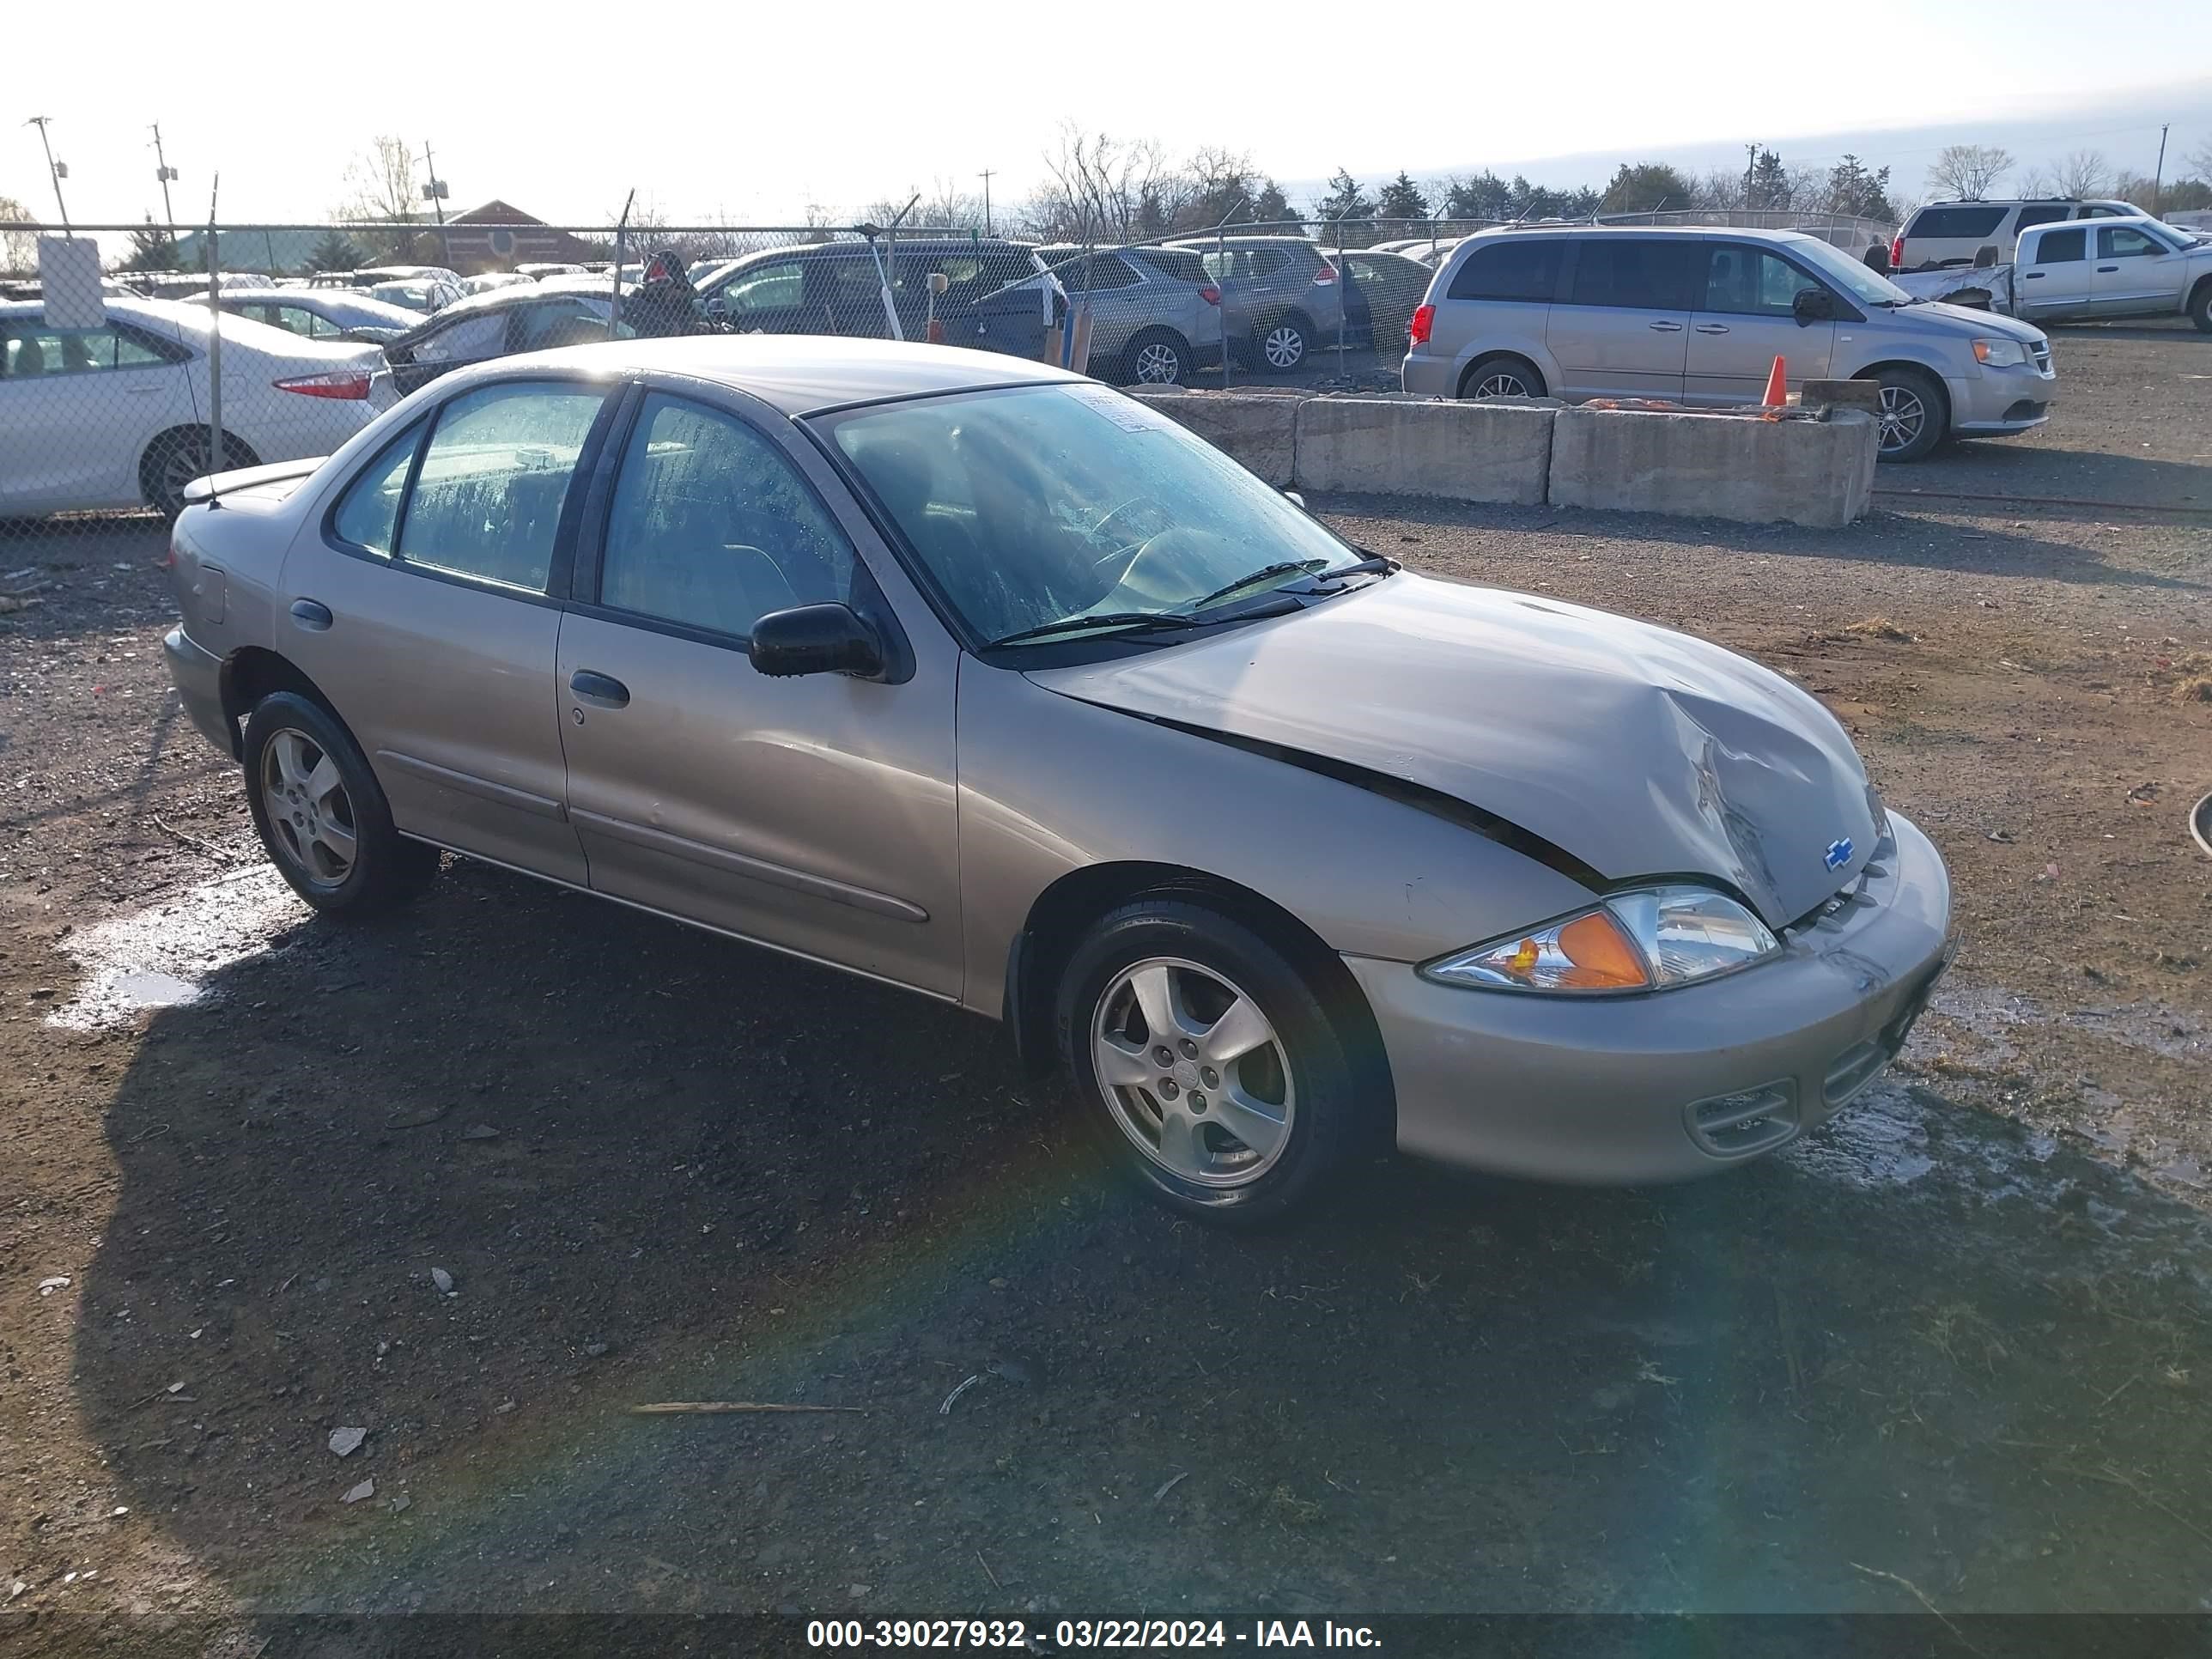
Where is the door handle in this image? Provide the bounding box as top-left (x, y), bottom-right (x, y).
top-left (125, 386), bottom-right (163, 396)
top-left (2022, 270), bottom-right (2045, 279)
top-left (1692, 323), bottom-right (1729, 334)
top-left (1647, 320), bottom-right (1685, 331)
top-left (289, 598), bottom-right (333, 631)
top-left (569, 670), bottom-right (630, 709)
top-left (2096, 264), bottom-right (2118, 273)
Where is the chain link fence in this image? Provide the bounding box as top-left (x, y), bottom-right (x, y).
top-left (1, 205), bottom-right (1898, 537)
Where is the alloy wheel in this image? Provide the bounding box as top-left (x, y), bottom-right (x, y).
top-left (1875, 385), bottom-right (1926, 455)
top-left (1090, 957), bottom-right (1295, 1188)
top-left (1133, 341), bottom-right (1182, 384)
top-left (1473, 370), bottom-right (1531, 398)
top-left (1261, 325), bottom-right (1304, 370)
top-left (259, 727), bottom-right (358, 888)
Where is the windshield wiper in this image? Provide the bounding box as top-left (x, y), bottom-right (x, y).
top-left (1293, 554), bottom-right (1398, 586)
top-left (1188, 558), bottom-right (1334, 611)
top-left (985, 611), bottom-right (1214, 648)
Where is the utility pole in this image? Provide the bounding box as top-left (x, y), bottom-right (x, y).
top-left (1744, 142), bottom-right (1759, 214)
top-left (151, 125), bottom-right (179, 235)
top-left (27, 117), bottom-right (70, 232)
top-left (2153, 123), bottom-right (2170, 213)
top-left (977, 169), bottom-right (995, 235)
top-left (422, 142), bottom-right (452, 267)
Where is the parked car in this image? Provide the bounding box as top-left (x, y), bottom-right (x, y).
top-left (2011, 216), bottom-right (2212, 331)
top-left (161, 335), bottom-right (1951, 1224)
top-left (380, 283), bottom-right (633, 395)
top-left (696, 240), bottom-right (1063, 359)
top-left (1889, 198), bottom-right (2142, 271)
top-left (0, 297), bottom-right (395, 517)
top-left (198, 288), bottom-right (424, 343)
top-left (1037, 244), bottom-right (1222, 385)
top-left (1338, 249), bottom-right (1432, 356)
top-left (461, 271), bottom-right (537, 296)
top-left (368, 277), bottom-right (463, 315)
top-left (1166, 234), bottom-right (1345, 373)
top-left (1403, 226), bottom-right (2056, 461)
top-left (515, 263), bottom-right (588, 279)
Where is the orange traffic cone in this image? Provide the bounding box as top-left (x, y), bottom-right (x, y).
top-left (1761, 355), bottom-right (1789, 407)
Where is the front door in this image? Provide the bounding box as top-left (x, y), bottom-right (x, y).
top-left (2015, 226), bottom-right (2094, 319)
top-left (2090, 224), bottom-right (2183, 314)
top-left (1547, 238), bottom-right (1702, 400)
top-left (556, 389), bottom-right (963, 997)
top-left (277, 379), bottom-right (607, 882)
top-left (1682, 242), bottom-right (1837, 404)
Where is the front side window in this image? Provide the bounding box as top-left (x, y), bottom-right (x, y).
top-left (718, 260), bottom-right (804, 313)
top-left (331, 420), bottom-right (425, 557)
top-left (2033, 228), bottom-right (2087, 264)
top-left (823, 383), bottom-right (1364, 647)
top-left (1702, 246), bottom-right (1813, 316)
top-left (1566, 240), bottom-right (1702, 311)
top-left (2100, 226), bottom-right (2162, 259)
top-left (397, 384), bottom-right (605, 592)
top-left (1448, 240), bottom-right (1565, 303)
top-left (598, 395), bottom-right (854, 638)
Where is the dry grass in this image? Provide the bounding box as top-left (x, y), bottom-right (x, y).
top-left (2176, 678), bottom-right (2212, 704)
top-left (1844, 617), bottom-right (1917, 643)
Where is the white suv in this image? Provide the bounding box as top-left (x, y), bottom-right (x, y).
top-left (1892, 198), bottom-right (2143, 271)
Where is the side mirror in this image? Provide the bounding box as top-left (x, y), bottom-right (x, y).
top-left (748, 603), bottom-right (885, 678)
top-left (1791, 287), bottom-right (1835, 325)
top-left (703, 296), bottom-right (728, 319)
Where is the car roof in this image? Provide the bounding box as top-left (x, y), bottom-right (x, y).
top-left (1168, 234), bottom-right (1322, 248)
top-left (467, 333), bottom-right (1081, 417)
top-left (1455, 224), bottom-right (1813, 245)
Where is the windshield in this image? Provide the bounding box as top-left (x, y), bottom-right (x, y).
top-left (1787, 235), bottom-right (1914, 306)
top-left (822, 382), bottom-right (1365, 645)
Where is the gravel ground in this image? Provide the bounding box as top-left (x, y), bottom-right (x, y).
top-left (2, 325), bottom-right (2209, 1653)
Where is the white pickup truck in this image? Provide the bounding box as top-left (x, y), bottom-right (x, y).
top-left (2012, 216), bottom-right (2212, 331)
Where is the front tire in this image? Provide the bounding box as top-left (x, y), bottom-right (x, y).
top-left (1121, 328), bottom-right (1192, 386)
top-left (242, 692), bottom-right (440, 916)
top-left (1054, 898), bottom-right (1381, 1225)
top-left (1859, 366), bottom-right (1948, 462)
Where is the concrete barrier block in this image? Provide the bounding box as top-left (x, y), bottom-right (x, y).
top-left (1294, 398), bottom-right (1554, 505)
top-left (1127, 391), bottom-right (1298, 486)
top-left (1548, 406), bottom-right (1877, 528)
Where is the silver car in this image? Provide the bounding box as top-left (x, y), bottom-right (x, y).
top-left (1167, 234), bottom-right (1348, 374)
top-left (161, 337), bottom-right (1952, 1224)
top-left (1038, 244), bottom-right (1224, 386)
top-left (1402, 226), bottom-right (2056, 461)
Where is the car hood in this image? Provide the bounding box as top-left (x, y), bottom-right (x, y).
top-left (1026, 574), bottom-right (1880, 928)
top-left (1918, 299), bottom-right (2043, 341)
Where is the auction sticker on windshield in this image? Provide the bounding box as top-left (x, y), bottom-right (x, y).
top-left (1064, 385), bottom-right (1172, 433)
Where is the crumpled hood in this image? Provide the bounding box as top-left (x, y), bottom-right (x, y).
top-left (1026, 574), bottom-right (1880, 928)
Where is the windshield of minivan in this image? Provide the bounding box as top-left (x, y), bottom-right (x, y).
top-left (1787, 236), bottom-right (1914, 307)
top-left (821, 383), bottom-right (1366, 646)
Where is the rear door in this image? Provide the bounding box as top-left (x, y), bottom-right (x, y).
top-left (277, 378), bottom-right (612, 881)
top-left (1683, 242), bottom-right (1837, 404)
top-left (2090, 224), bottom-right (2183, 313)
top-left (387, 308), bottom-right (509, 395)
top-left (1547, 237), bottom-right (1701, 400)
top-left (2014, 225), bottom-right (2094, 318)
top-left (555, 387), bottom-right (963, 996)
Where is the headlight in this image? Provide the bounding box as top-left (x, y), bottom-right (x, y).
top-left (1972, 338), bottom-right (2029, 367)
top-left (1421, 884), bottom-right (1781, 995)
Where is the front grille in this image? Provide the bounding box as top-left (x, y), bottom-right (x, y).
top-left (2001, 398), bottom-right (2049, 422)
top-left (1686, 1081), bottom-right (1800, 1158)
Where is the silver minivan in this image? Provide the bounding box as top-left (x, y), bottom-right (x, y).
top-left (1401, 227), bottom-right (2057, 462)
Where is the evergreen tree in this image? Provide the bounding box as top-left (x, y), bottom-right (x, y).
top-left (1316, 168), bottom-right (1375, 224)
top-left (121, 218), bottom-right (181, 272)
top-left (1602, 162), bottom-right (1697, 215)
top-left (1376, 171), bottom-right (1431, 222)
top-left (1825, 155), bottom-right (1896, 220)
top-left (1747, 148), bottom-right (1792, 210)
top-left (307, 229), bottom-right (365, 273)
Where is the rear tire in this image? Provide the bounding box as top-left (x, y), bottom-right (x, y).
top-left (1458, 354), bottom-right (1547, 399)
top-left (1121, 328), bottom-right (1193, 386)
top-left (141, 428), bottom-right (258, 520)
top-left (1054, 897), bottom-right (1382, 1227)
top-left (242, 692), bottom-right (441, 917)
top-left (1857, 365), bottom-right (1948, 463)
top-left (1253, 313), bottom-right (1310, 374)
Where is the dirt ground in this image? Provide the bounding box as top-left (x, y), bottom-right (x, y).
top-left (3, 322), bottom-right (2211, 1651)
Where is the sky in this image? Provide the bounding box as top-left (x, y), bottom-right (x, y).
top-left (8, 0), bottom-right (2211, 233)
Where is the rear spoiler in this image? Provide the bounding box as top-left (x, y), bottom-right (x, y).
top-left (181, 455), bottom-right (327, 507)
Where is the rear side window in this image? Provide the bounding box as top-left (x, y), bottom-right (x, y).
top-left (1565, 240), bottom-right (1703, 311)
top-left (2014, 206), bottom-right (2069, 232)
top-left (398, 383), bottom-right (606, 592)
top-left (1446, 240), bottom-right (1564, 302)
top-left (1056, 252), bottom-right (1140, 292)
top-left (1908, 206), bottom-right (2007, 240)
top-left (2030, 228), bottom-right (2086, 264)
top-left (1129, 247), bottom-right (1208, 283)
top-left (331, 421), bottom-right (425, 557)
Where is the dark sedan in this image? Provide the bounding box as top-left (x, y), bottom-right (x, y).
top-left (381, 280), bottom-right (634, 395)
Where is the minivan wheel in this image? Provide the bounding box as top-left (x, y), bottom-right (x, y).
top-left (1860, 366), bottom-right (1948, 462)
top-left (1255, 315), bottom-right (1310, 373)
top-left (242, 692), bottom-right (441, 916)
top-left (1054, 897), bottom-right (1378, 1226)
top-left (1122, 328), bottom-right (1192, 386)
top-left (1460, 355), bottom-right (1546, 399)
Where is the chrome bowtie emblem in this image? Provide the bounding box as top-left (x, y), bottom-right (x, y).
top-left (1824, 837), bottom-right (1855, 872)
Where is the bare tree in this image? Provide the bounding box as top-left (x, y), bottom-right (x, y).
top-left (1024, 126), bottom-right (1171, 244)
top-left (2185, 140), bottom-right (2212, 185)
top-left (0, 195), bottom-right (36, 274)
top-left (2052, 149), bottom-right (2111, 198)
top-left (2014, 167), bottom-right (2055, 198)
top-left (1925, 144), bottom-right (2014, 201)
top-left (341, 137), bottom-right (426, 261)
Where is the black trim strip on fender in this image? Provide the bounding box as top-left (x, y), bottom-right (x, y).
top-left (374, 750), bottom-right (567, 822)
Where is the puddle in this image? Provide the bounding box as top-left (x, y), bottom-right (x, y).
top-left (1785, 1083), bottom-right (1936, 1188)
top-left (46, 867), bottom-right (307, 1030)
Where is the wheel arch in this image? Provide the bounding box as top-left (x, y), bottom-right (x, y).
top-left (140, 424), bottom-right (260, 490)
top-left (1456, 349), bottom-right (1547, 399)
top-left (1003, 860), bottom-right (1395, 1136)
top-left (1850, 358), bottom-right (1953, 428)
top-left (220, 647), bottom-right (342, 751)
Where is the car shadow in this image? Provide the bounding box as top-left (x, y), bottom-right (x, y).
top-left (61, 854), bottom-right (2212, 1624)
top-left (1900, 444), bottom-right (2212, 514)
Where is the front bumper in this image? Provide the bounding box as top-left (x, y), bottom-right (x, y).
top-left (163, 626), bottom-right (237, 759)
top-left (1947, 362), bottom-right (2056, 438)
top-left (1349, 811), bottom-right (1953, 1184)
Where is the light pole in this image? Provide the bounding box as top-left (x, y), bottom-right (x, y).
top-left (151, 125), bottom-right (179, 234)
top-left (977, 168), bottom-right (995, 235)
top-left (27, 117), bottom-right (70, 232)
